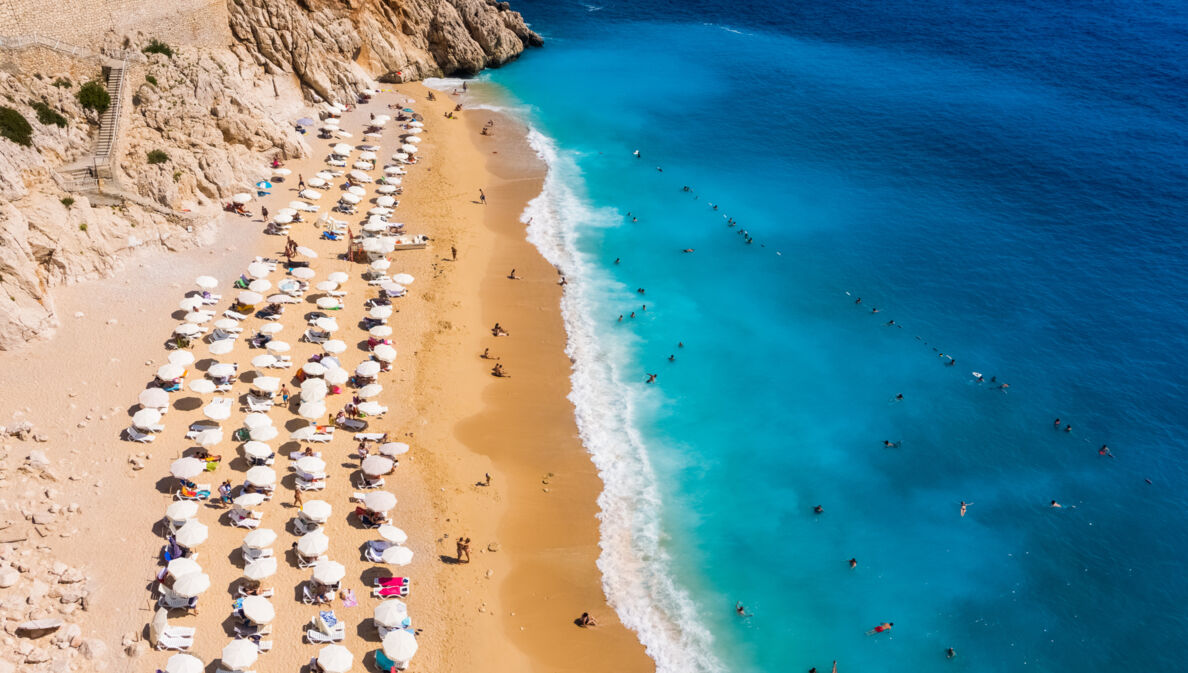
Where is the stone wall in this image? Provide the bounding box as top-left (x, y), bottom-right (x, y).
top-left (0, 0), bottom-right (231, 47)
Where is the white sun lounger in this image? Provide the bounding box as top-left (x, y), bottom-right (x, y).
top-left (237, 586), bottom-right (274, 598)
top-left (298, 554), bottom-right (328, 569)
top-left (353, 432), bottom-right (386, 442)
top-left (224, 310), bottom-right (250, 321)
top-left (155, 625), bottom-right (196, 650)
top-left (241, 546), bottom-right (273, 562)
top-left (296, 476), bottom-right (327, 491)
top-left (338, 418), bottom-right (367, 432)
top-left (126, 426), bottom-right (156, 442)
top-left (290, 451), bottom-right (322, 460)
top-left (230, 510), bottom-right (262, 529)
top-left (292, 516), bottom-right (322, 535)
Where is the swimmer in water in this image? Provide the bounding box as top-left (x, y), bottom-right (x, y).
top-left (614, 258), bottom-right (621, 264)
top-left (946, 648), bottom-right (956, 659)
top-left (866, 622), bottom-right (893, 635)
top-left (668, 354), bottom-right (675, 362)
top-left (646, 373), bottom-right (657, 384)
top-left (1050, 500), bottom-right (1062, 508)
top-left (883, 440), bottom-right (899, 448)
top-left (735, 602), bottom-right (751, 617)
top-left (895, 393), bottom-right (904, 401)
top-left (849, 558), bottom-right (857, 569)
top-left (1064, 424), bottom-right (1072, 433)
top-left (1099, 444), bottom-right (1114, 457)
top-left (960, 501), bottom-right (972, 517)
top-left (813, 505), bottom-right (824, 514)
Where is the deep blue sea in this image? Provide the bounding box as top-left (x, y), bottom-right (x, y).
top-left (441, 1), bottom-right (1188, 671)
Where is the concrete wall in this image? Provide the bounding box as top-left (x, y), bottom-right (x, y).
top-left (0, 0), bottom-right (231, 47)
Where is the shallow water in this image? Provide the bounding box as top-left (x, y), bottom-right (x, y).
top-left (464, 1), bottom-right (1188, 670)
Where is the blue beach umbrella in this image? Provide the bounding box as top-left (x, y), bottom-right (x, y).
top-left (255, 181), bottom-right (273, 189)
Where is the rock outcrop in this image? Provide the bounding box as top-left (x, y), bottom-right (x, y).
top-left (228, 0), bottom-right (542, 102)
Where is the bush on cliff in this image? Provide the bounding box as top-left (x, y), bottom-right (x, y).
top-left (77, 82), bottom-right (110, 115)
top-left (147, 149), bottom-right (169, 164)
top-left (30, 101), bottom-right (67, 128)
top-left (0, 107), bottom-right (33, 146)
top-left (143, 40), bottom-right (174, 58)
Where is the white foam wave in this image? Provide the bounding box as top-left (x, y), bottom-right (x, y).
top-left (519, 126), bottom-right (727, 673)
top-left (421, 77), bottom-right (467, 92)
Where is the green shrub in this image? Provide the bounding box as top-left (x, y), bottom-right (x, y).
top-left (142, 40), bottom-right (174, 58)
top-left (146, 149), bottom-right (169, 164)
top-left (78, 223), bottom-right (88, 232)
top-left (0, 106), bottom-right (33, 146)
top-left (52, 78), bottom-right (71, 88)
top-left (78, 81), bottom-right (110, 114)
top-left (60, 197), bottom-right (75, 208)
top-left (30, 101), bottom-right (66, 128)
top-left (173, 170), bottom-right (182, 182)
top-left (145, 74), bottom-right (158, 86)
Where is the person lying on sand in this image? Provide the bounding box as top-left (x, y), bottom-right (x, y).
top-left (492, 323), bottom-right (509, 337)
top-left (492, 364), bottom-right (510, 378)
top-left (577, 612), bottom-right (598, 627)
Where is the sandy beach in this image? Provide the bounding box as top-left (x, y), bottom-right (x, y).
top-left (0, 83), bottom-right (651, 672)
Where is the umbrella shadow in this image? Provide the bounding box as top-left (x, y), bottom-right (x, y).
top-left (284, 418), bottom-right (310, 432)
top-left (153, 476), bottom-right (177, 496)
top-left (150, 519), bottom-right (173, 538)
top-left (174, 397), bottom-right (203, 412)
top-left (228, 456), bottom-right (253, 472)
top-left (170, 310), bottom-right (188, 320)
top-left (226, 546), bottom-right (247, 570)
top-left (355, 339), bottom-right (371, 353)
top-left (124, 404), bottom-right (139, 418)
top-left (194, 358), bottom-right (216, 372)
top-left (279, 440), bottom-right (301, 455)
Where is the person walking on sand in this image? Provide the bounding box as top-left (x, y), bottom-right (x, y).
top-left (293, 489), bottom-right (303, 508)
top-left (479, 189), bottom-right (486, 205)
top-left (451, 245), bottom-right (457, 261)
top-left (456, 537), bottom-right (471, 563)
top-left (484, 472), bottom-right (492, 486)
top-left (298, 174), bottom-right (305, 189)
top-left (280, 385), bottom-right (290, 404)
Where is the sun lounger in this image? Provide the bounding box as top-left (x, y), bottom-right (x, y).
top-left (306, 610), bottom-right (346, 643)
top-left (157, 591), bottom-right (197, 611)
top-left (230, 510), bottom-right (262, 529)
top-left (302, 329), bottom-right (331, 344)
top-left (371, 583), bottom-right (409, 599)
top-left (296, 476), bottom-right (327, 491)
top-left (201, 294), bottom-right (222, 305)
top-left (236, 586), bottom-right (274, 598)
top-left (233, 622), bottom-right (272, 639)
top-left (257, 641), bottom-right (273, 653)
top-left (155, 624), bottom-right (196, 650)
top-left (354, 432), bottom-right (386, 442)
top-left (292, 516), bottom-right (321, 535)
top-left (241, 546), bottom-right (273, 562)
top-left (174, 484), bottom-right (211, 501)
top-left (224, 309), bottom-right (250, 321)
top-left (298, 554), bottom-right (328, 570)
top-left (355, 475), bottom-right (384, 490)
top-left (290, 451), bottom-right (322, 460)
top-left (244, 396), bottom-right (274, 412)
top-left (364, 543), bottom-right (385, 563)
top-left (337, 418), bottom-right (367, 432)
top-left (126, 426), bottom-right (156, 443)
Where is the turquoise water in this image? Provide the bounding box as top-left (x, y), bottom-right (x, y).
top-left (444, 1), bottom-right (1188, 671)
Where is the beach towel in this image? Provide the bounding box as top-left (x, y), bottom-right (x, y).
top-left (341, 589), bottom-right (357, 608)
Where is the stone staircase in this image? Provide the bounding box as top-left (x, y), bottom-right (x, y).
top-left (94, 64), bottom-right (124, 162)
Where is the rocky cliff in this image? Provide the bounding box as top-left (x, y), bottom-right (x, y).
top-left (228, 0), bottom-right (542, 103)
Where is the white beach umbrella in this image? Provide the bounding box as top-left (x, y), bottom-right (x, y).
top-left (353, 161), bottom-right (374, 170)
top-left (363, 223), bottom-right (387, 234)
top-left (157, 363), bottom-right (185, 380)
top-left (170, 572), bottom-right (211, 598)
top-left (240, 595), bottom-right (274, 625)
top-left (297, 530), bottom-right (329, 556)
top-left (214, 318), bottom-right (240, 330)
top-left (362, 457), bottom-right (395, 480)
top-left (301, 379), bottom-right (328, 400)
top-left (376, 195), bottom-right (396, 207)
top-left (165, 653), bottom-right (204, 673)
top-left (296, 457), bottom-right (327, 476)
top-left (290, 425), bottom-right (317, 442)
top-left (244, 466), bottom-right (276, 487)
top-left (391, 273), bottom-right (414, 285)
top-left (301, 499), bottom-right (332, 522)
top-left (242, 413), bottom-right (272, 430)
top-left (376, 184), bottom-right (398, 194)
top-left (237, 291), bottom-right (263, 305)
top-left (179, 296), bottom-right (204, 312)
top-left (188, 379), bottom-right (216, 395)
top-left (349, 170), bottom-right (372, 183)
top-left (401, 144), bottom-right (417, 153)
top-left (312, 317), bottom-right (339, 333)
top-left (369, 325), bottom-right (392, 338)
top-left (245, 280), bottom-right (270, 295)
top-left (203, 401), bottom-right (231, 421)
top-left (370, 258), bottom-right (391, 271)
top-left (298, 401), bottom-right (326, 420)
top-left (373, 345), bottom-right (397, 362)
top-left (168, 351), bottom-right (196, 367)
top-left (247, 262), bottom-right (271, 279)
top-left (232, 192), bottom-right (252, 204)
top-left (165, 500), bottom-right (199, 523)
top-left (299, 189), bottom-right (322, 200)
top-left (407, 127), bottom-right (423, 135)
top-left (324, 367), bottom-right (349, 385)
top-left (195, 275), bottom-right (218, 289)
top-left (278, 207), bottom-right (298, 217)
top-left (307, 177), bottom-right (327, 189)
top-left (234, 492), bottom-right (267, 508)
top-left (291, 267), bottom-right (317, 280)
top-left (357, 383), bottom-right (382, 398)
top-left (332, 143), bottom-right (352, 156)
top-left (266, 340), bottom-right (291, 354)
top-left (373, 599), bottom-right (408, 628)
top-left (364, 131), bottom-right (383, 139)
top-left (363, 489), bottom-right (396, 510)
top-left (194, 427), bottom-right (224, 446)
top-left (303, 362), bottom-right (328, 377)
top-left (166, 557), bottom-right (202, 578)
top-left (382, 627), bottom-right (419, 663)
top-left (325, 270), bottom-right (348, 283)
top-left (260, 323), bottom-right (285, 334)
top-left (296, 245), bottom-right (318, 258)
top-left (383, 165), bottom-right (403, 175)
top-left (316, 297), bottom-right (341, 310)
top-left (170, 457), bottom-right (205, 479)
top-left (312, 560), bottom-right (346, 585)
top-left (252, 376), bottom-right (280, 393)
top-left (408, 120), bottom-right (423, 128)
top-left (316, 280), bottom-right (338, 292)
top-left (359, 151), bottom-right (377, 160)
top-left (273, 213), bottom-right (294, 225)
top-left (381, 545), bottom-right (414, 566)
top-left (378, 524), bottom-right (408, 545)
top-left (183, 311), bottom-right (211, 325)
top-left (323, 339), bottom-right (347, 355)
top-left (250, 354), bottom-right (277, 368)
top-left (368, 306), bottom-right (392, 320)
top-left (174, 520), bottom-right (209, 548)
top-left (316, 644), bottom-right (353, 673)
top-left (243, 528), bottom-right (277, 549)
top-left (221, 639), bottom-right (258, 670)
top-left (382, 175), bottom-right (403, 186)
top-left (392, 153), bottom-right (408, 162)
top-left (339, 193), bottom-right (362, 205)
top-left (316, 171), bottom-right (335, 180)
top-left (380, 282), bottom-right (405, 296)
top-left (208, 363), bottom-right (236, 378)
top-left (132, 408), bottom-right (162, 430)
top-left (404, 135), bottom-right (422, 144)
top-left (243, 556), bottom-right (277, 580)
top-left (356, 361), bottom-right (381, 377)
top-left (379, 442), bottom-right (410, 457)
top-left (242, 441), bottom-right (273, 461)
top-left (272, 167), bottom-right (292, 176)
top-left (267, 293), bottom-right (298, 304)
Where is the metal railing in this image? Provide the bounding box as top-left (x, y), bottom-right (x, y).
top-left (94, 58), bottom-right (127, 165)
top-left (0, 33), bottom-right (145, 63)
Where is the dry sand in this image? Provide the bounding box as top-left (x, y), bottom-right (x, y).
top-left (0, 83), bottom-right (653, 673)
